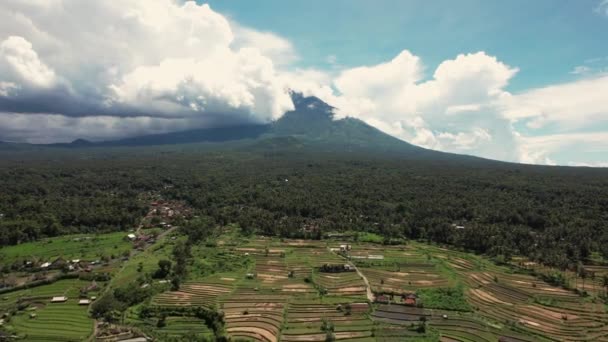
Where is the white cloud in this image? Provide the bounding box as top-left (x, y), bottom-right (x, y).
top-left (326, 55), bottom-right (337, 65)
top-left (291, 50), bottom-right (519, 160)
top-left (0, 0), bottom-right (293, 125)
top-left (0, 112), bottom-right (190, 144)
top-left (567, 161), bottom-right (608, 168)
top-left (595, 0), bottom-right (608, 17)
top-left (232, 25), bottom-right (297, 66)
top-left (500, 75), bottom-right (608, 131)
top-left (0, 36), bottom-right (57, 88)
top-left (516, 132), bottom-right (608, 166)
top-left (0, 0), bottom-right (606, 167)
top-left (570, 65), bottom-right (591, 75)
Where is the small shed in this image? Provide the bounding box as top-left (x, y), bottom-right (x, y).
top-left (51, 296), bottom-right (68, 303)
top-left (375, 294), bottom-right (390, 303)
top-left (403, 297), bottom-right (416, 306)
top-left (403, 294), bottom-right (417, 306)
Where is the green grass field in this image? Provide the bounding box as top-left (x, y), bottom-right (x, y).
top-left (1, 279), bottom-right (98, 341)
top-left (0, 232), bottom-right (132, 265)
top-left (8, 301), bottom-right (93, 341)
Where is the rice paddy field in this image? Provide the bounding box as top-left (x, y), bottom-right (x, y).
top-left (0, 279), bottom-right (99, 341)
top-left (2, 231), bottom-right (608, 341)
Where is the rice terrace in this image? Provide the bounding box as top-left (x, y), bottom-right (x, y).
top-left (2, 220), bottom-right (608, 341)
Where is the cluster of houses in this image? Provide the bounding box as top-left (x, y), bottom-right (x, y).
top-left (48, 295), bottom-right (96, 305)
top-left (126, 232), bottom-right (158, 251)
top-left (24, 257), bottom-right (98, 273)
top-left (142, 199), bottom-right (191, 228)
top-left (374, 293), bottom-right (419, 307)
top-left (319, 263), bottom-right (355, 273)
top-left (44, 281), bottom-right (99, 308)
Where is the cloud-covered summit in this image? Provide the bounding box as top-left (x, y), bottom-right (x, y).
top-left (0, 0), bottom-right (606, 166)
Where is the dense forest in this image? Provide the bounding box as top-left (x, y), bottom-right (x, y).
top-left (1, 146), bottom-right (608, 269)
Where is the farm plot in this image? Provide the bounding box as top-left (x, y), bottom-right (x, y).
top-left (152, 281), bottom-right (233, 307)
top-left (1, 279), bottom-right (97, 341)
top-left (372, 304), bottom-right (533, 342)
top-left (281, 301), bottom-right (372, 341)
top-left (296, 247), bottom-right (344, 267)
top-left (0, 232), bottom-right (132, 266)
top-left (254, 255), bottom-right (290, 286)
top-left (8, 300), bottom-right (93, 341)
top-left (221, 290), bottom-right (288, 342)
top-left (0, 278), bottom-right (100, 307)
top-left (465, 271), bottom-right (608, 341)
top-left (314, 271), bottom-right (367, 298)
top-left (156, 316), bottom-right (214, 339)
top-left (360, 264), bottom-right (449, 294)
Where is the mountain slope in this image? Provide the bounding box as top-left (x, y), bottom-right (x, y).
top-left (270, 93), bottom-right (423, 153)
top-left (0, 93), bottom-right (488, 163)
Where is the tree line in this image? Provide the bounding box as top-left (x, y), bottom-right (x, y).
top-left (1, 147), bottom-right (608, 269)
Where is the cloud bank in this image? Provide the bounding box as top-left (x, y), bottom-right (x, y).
top-left (0, 0), bottom-right (606, 166)
top-left (0, 0), bottom-right (294, 142)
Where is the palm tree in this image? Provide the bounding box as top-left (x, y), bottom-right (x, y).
top-left (576, 262), bottom-right (583, 290)
top-left (577, 263), bottom-right (586, 293)
top-left (601, 275), bottom-right (608, 298)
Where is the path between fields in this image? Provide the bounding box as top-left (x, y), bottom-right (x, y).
top-left (352, 263), bottom-right (374, 302)
top-left (90, 226), bottom-right (177, 341)
top-left (327, 247), bottom-right (374, 302)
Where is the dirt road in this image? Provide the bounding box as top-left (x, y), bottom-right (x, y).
top-left (327, 247), bottom-right (375, 302)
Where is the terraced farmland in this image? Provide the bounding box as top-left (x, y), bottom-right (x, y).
top-left (360, 264), bottom-right (450, 294)
top-left (221, 290), bottom-right (288, 342)
top-left (3, 232), bottom-right (608, 341)
top-left (314, 271), bottom-right (367, 298)
top-left (0, 279), bottom-right (98, 341)
top-left (281, 301), bottom-right (373, 341)
top-left (151, 281), bottom-right (233, 307)
top-left (159, 316), bottom-right (214, 338)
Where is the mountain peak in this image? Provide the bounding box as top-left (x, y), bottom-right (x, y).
top-left (70, 138), bottom-right (93, 146)
top-left (290, 92), bottom-right (335, 119)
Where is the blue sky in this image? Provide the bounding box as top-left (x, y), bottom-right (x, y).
top-left (0, 0), bottom-right (607, 166)
top-left (206, 0), bottom-right (608, 91)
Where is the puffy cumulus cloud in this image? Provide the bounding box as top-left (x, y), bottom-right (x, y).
top-left (109, 48), bottom-right (293, 121)
top-left (496, 75), bottom-right (608, 165)
top-left (0, 0), bottom-right (606, 166)
top-left (232, 26), bottom-right (298, 66)
top-left (293, 50), bottom-right (520, 161)
top-left (500, 75), bottom-right (608, 131)
top-left (596, 0), bottom-right (608, 17)
top-left (0, 0), bottom-right (294, 142)
top-left (286, 50), bottom-right (608, 166)
top-left (516, 132), bottom-right (608, 167)
top-left (0, 36), bottom-right (57, 88)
